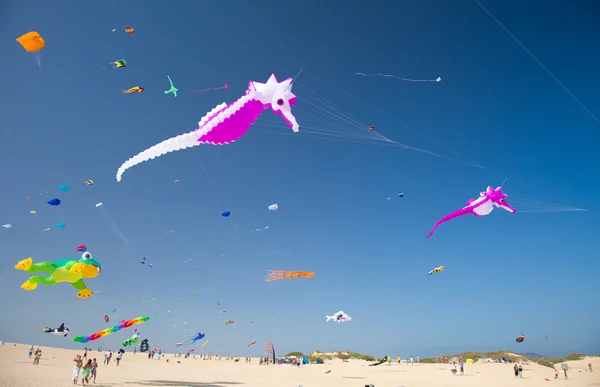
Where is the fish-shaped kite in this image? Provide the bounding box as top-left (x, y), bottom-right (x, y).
top-left (122, 86), bottom-right (144, 94)
top-left (428, 266), bottom-right (444, 275)
top-left (326, 310), bottom-right (351, 323)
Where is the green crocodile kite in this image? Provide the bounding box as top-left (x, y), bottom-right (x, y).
top-left (14, 252), bottom-right (101, 298)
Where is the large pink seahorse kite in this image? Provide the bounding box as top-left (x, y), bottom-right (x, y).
top-left (426, 186), bottom-right (516, 238)
top-left (116, 74), bottom-right (299, 182)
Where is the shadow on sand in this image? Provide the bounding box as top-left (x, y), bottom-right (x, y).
top-left (126, 381), bottom-right (243, 387)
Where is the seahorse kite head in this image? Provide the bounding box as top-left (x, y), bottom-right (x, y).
top-left (116, 74), bottom-right (299, 182)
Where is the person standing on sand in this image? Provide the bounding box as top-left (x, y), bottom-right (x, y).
top-left (134, 347), bottom-right (137, 355)
top-left (459, 361), bottom-right (464, 375)
top-left (589, 362), bottom-right (592, 372)
top-left (410, 355), bottom-right (414, 365)
top-left (116, 350), bottom-right (122, 366)
top-left (83, 348), bottom-right (88, 360)
top-left (81, 359), bottom-right (92, 385)
top-left (28, 345), bottom-right (33, 358)
top-left (513, 363), bottom-right (519, 378)
top-left (518, 364), bottom-right (523, 378)
top-left (91, 358), bottom-right (98, 384)
top-left (554, 369), bottom-right (559, 379)
top-left (417, 355), bottom-right (420, 364)
top-left (451, 362), bottom-right (457, 375)
top-left (564, 368), bottom-right (568, 379)
top-left (73, 354), bottom-right (83, 384)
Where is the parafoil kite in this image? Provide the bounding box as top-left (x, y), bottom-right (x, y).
top-left (122, 332), bottom-right (140, 346)
top-left (16, 31), bottom-right (45, 67)
top-left (268, 204), bottom-right (278, 211)
top-left (76, 245), bottom-right (87, 252)
top-left (222, 211), bottom-right (231, 217)
top-left (73, 316), bottom-right (149, 343)
top-left (426, 186), bottom-right (515, 238)
top-left (95, 203), bottom-right (103, 207)
top-left (14, 252), bottom-right (101, 298)
top-left (265, 270), bottom-right (314, 282)
top-left (104, 315), bottom-right (109, 323)
top-left (428, 266), bottom-right (444, 275)
top-left (516, 334), bottom-right (524, 343)
top-left (326, 310), bottom-right (351, 323)
top-left (30, 210), bottom-right (37, 215)
top-left (225, 320), bottom-right (234, 325)
top-left (123, 25), bottom-right (134, 34)
top-left (116, 74), bottom-right (299, 182)
top-left (58, 184), bottom-right (70, 192)
top-left (85, 180), bottom-right (94, 185)
top-left (103, 59), bottom-right (127, 70)
top-left (47, 198), bottom-right (61, 206)
top-left (164, 75), bottom-right (178, 97)
top-left (369, 126), bottom-right (375, 131)
top-left (123, 86), bottom-right (144, 94)
top-left (42, 323), bottom-right (69, 337)
top-left (2, 224), bottom-right (12, 229)
top-left (56, 222), bottom-right (66, 229)
top-left (248, 341), bottom-right (256, 347)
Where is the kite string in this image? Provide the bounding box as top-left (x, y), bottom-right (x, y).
top-left (356, 72), bottom-right (441, 82)
top-left (474, 0), bottom-right (600, 127)
top-left (239, 0), bottom-right (303, 72)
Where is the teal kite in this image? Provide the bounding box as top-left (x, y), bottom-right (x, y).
top-left (164, 75), bottom-right (178, 97)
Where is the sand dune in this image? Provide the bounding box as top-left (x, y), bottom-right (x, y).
top-left (1, 343), bottom-right (598, 387)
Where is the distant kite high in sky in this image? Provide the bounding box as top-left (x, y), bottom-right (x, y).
top-left (116, 74), bottom-right (299, 182)
top-left (164, 75), bottom-right (178, 97)
top-left (426, 186), bottom-right (515, 238)
top-left (16, 31), bottom-right (45, 67)
top-left (123, 86), bottom-right (144, 94)
top-left (428, 266), bottom-right (444, 275)
top-left (265, 270), bottom-right (314, 282)
top-left (326, 310), bottom-right (351, 323)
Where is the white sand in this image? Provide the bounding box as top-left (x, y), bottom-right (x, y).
top-left (1, 343), bottom-right (598, 387)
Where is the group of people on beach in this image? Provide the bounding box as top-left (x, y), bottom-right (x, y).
top-left (72, 354), bottom-right (97, 385)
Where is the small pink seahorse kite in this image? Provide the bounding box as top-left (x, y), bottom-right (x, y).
top-left (116, 74), bottom-right (299, 182)
top-left (426, 186), bottom-right (516, 238)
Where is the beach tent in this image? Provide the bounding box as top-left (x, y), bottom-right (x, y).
top-left (500, 356), bottom-right (508, 363)
top-left (476, 358), bottom-right (485, 364)
top-left (310, 350), bottom-right (319, 357)
top-left (315, 357), bottom-right (324, 364)
top-left (466, 358), bottom-right (474, 364)
top-left (301, 356), bottom-right (309, 365)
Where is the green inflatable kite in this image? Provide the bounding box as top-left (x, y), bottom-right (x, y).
top-left (14, 252), bottom-right (101, 298)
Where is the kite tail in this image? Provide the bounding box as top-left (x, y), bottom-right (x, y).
top-left (426, 207), bottom-right (473, 238)
top-left (115, 102), bottom-right (228, 181)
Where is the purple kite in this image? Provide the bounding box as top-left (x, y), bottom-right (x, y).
top-left (426, 186), bottom-right (516, 238)
top-left (116, 74), bottom-right (300, 182)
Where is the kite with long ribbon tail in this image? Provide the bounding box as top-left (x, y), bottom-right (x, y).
top-left (265, 270), bottom-right (314, 282)
top-left (356, 72), bottom-right (441, 83)
top-left (73, 316), bottom-right (149, 343)
top-left (190, 84), bottom-right (229, 93)
top-left (116, 74), bottom-right (299, 182)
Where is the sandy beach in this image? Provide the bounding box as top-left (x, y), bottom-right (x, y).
top-left (1, 344), bottom-right (598, 387)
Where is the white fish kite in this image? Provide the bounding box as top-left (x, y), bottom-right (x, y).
top-left (268, 204), bottom-right (278, 211)
top-left (428, 266), bottom-right (444, 275)
top-left (426, 186), bottom-right (516, 238)
top-left (326, 310), bottom-right (352, 323)
top-left (116, 74), bottom-right (299, 182)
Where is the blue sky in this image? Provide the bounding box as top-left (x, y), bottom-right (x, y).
top-left (1, 0), bottom-right (599, 358)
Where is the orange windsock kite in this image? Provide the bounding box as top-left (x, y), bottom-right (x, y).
top-left (265, 270), bottom-right (314, 282)
top-left (16, 31), bottom-right (45, 67)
